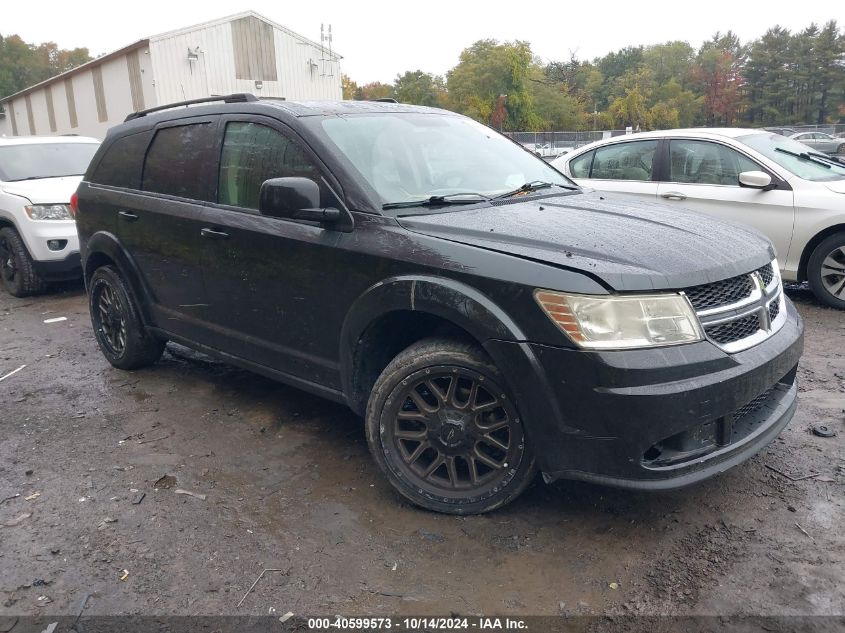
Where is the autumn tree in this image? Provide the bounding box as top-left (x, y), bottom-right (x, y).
top-left (0, 34), bottom-right (90, 102)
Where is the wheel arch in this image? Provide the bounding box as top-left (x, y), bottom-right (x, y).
top-left (83, 231), bottom-right (154, 324)
top-left (340, 275), bottom-right (527, 415)
top-left (797, 223), bottom-right (845, 282)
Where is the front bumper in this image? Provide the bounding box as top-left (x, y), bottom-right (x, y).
top-left (485, 298), bottom-right (804, 490)
top-left (19, 218), bottom-right (80, 264)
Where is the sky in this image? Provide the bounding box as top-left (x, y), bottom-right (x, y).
top-left (4, 0), bottom-right (842, 84)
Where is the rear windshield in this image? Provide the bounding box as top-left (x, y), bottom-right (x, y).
top-left (0, 142), bottom-right (100, 182)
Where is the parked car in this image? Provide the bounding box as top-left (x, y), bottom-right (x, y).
top-left (0, 136), bottom-right (99, 296)
top-left (77, 97), bottom-right (803, 514)
top-left (789, 131), bottom-right (845, 155)
top-left (552, 128), bottom-right (845, 308)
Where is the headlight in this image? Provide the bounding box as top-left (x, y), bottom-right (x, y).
top-left (25, 204), bottom-right (73, 221)
top-left (535, 290), bottom-right (703, 349)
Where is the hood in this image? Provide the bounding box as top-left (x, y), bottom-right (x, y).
top-left (824, 180), bottom-right (845, 195)
top-left (397, 191), bottom-right (775, 291)
top-left (0, 176), bottom-right (82, 204)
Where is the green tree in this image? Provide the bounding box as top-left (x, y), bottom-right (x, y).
top-left (393, 70), bottom-right (446, 106)
top-left (446, 39), bottom-right (541, 130)
top-left (341, 74), bottom-right (358, 100)
top-left (0, 34), bottom-right (90, 101)
top-left (357, 81), bottom-right (394, 101)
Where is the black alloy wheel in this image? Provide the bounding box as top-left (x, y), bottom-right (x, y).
top-left (366, 338), bottom-right (536, 514)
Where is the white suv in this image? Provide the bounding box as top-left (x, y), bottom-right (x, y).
top-left (0, 136), bottom-right (99, 296)
top-left (552, 129), bottom-right (845, 308)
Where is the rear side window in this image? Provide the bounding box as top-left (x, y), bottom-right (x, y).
top-left (89, 131), bottom-right (152, 189)
top-left (568, 150), bottom-right (594, 178)
top-left (142, 123), bottom-right (216, 200)
top-left (218, 122), bottom-right (325, 210)
top-left (591, 141), bottom-right (658, 181)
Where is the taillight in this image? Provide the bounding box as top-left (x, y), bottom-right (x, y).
top-left (69, 193), bottom-right (79, 219)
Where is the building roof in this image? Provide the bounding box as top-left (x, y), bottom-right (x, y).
top-left (0, 10), bottom-right (341, 104)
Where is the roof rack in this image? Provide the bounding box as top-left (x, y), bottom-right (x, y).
top-left (125, 93), bottom-right (259, 121)
top-left (373, 98), bottom-right (398, 103)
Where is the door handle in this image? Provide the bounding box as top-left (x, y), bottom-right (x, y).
top-left (201, 228), bottom-right (230, 240)
top-left (661, 192), bottom-right (687, 201)
top-left (118, 211), bottom-right (139, 221)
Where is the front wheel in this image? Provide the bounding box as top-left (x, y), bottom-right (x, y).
top-left (89, 265), bottom-right (165, 369)
top-left (0, 227), bottom-right (45, 297)
top-left (365, 337), bottom-right (537, 514)
top-left (807, 232), bottom-right (845, 309)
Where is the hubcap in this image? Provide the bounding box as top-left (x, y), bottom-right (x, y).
top-left (95, 283), bottom-right (127, 355)
top-left (385, 367), bottom-right (524, 496)
top-left (820, 246), bottom-right (845, 300)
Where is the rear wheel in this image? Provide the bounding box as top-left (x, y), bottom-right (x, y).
top-left (0, 227), bottom-right (45, 297)
top-left (365, 337), bottom-right (536, 514)
top-left (89, 265), bottom-right (165, 369)
top-left (808, 232), bottom-right (845, 309)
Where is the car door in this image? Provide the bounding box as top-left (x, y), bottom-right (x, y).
top-left (655, 138), bottom-right (795, 262)
top-left (199, 116), bottom-right (346, 385)
top-left (794, 133), bottom-right (820, 151)
top-left (117, 118), bottom-right (218, 341)
top-left (566, 139), bottom-right (660, 200)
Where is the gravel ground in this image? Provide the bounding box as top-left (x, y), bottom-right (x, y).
top-left (0, 282), bottom-right (842, 618)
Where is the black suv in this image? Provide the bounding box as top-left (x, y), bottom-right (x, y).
top-left (76, 95), bottom-right (804, 514)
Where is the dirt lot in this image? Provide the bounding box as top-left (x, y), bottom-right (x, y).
top-left (0, 282), bottom-right (842, 619)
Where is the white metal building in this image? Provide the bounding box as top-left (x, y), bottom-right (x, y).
top-left (0, 11), bottom-right (342, 139)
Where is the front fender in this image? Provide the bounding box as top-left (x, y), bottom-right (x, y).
top-left (339, 274), bottom-right (527, 410)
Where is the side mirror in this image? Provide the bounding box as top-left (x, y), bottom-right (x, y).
top-left (738, 171), bottom-right (773, 190)
top-left (258, 177), bottom-right (341, 224)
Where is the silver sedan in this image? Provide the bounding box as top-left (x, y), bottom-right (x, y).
top-left (790, 132), bottom-right (845, 155)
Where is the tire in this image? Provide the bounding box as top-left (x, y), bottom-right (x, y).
top-left (365, 337), bottom-right (537, 514)
top-left (88, 265), bottom-right (165, 369)
top-left (837, 143), bottom-right (845, 155)
top-left (807, 232), bottom-right (845, 309)
top-left (0, 227), bottom-right (45, 297)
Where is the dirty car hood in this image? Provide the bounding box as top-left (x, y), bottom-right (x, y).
top-left (397, 191), bottom-right (775, 291)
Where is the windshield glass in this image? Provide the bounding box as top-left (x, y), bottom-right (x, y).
top-left (737, 133), bottom-right (845, 182)
top-left (0, 142), bottom-right (99, 182)
top-left (319, 113), bottom-right (574, 208)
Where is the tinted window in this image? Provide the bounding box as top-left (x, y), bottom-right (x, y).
top-left (219, 122), bottom-right (325, 210)
top-left (669, 140), bottom-right (760, 186)
top-left (591, 141), bottom-right (657, 181)
top-left (142, 123), bottom-right (216, 200)
top-left (89, 131), bottom-right (152, 189)
top-left (569, 150), bottom-right (594, 178)
top-left (0, 142), bottom-right (99, 182)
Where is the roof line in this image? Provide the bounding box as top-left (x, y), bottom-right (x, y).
top-left (0, 39), bottom-right (149, 104)
top-left (148, 9), bottom-right (342, 59)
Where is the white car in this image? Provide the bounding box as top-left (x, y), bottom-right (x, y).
top-left (0, 136), bottom-right (99, 296)
top-left (551, 128), bottom-right (845, 308)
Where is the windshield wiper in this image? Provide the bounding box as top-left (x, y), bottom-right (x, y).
top-left (774, 147), bottom-right (832, 169)
top-left (493, 180), bottom-right (574, 200)
top-left (382, 192), bottom-right (490, 210)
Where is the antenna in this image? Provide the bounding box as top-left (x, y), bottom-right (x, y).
top-left (320, 23), bottom-right (334, 77)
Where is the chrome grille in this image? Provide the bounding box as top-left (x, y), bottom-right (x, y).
top-left (684, 260), bottom-right (785, 353)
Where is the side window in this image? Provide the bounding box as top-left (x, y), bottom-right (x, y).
top-left (591, 141), bottom-right (657, 181)
top-left (669, 140), bottom-right (760, 186)
top-left (218, 122), bottom-right (326, 210)
top-left (142, 123), bottom-right (216, 201)
top-left (89, 130), bottom-right (153, 189)
top-left (569, 150), bottom-right (594, 178)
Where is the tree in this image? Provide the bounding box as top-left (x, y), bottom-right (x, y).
top-left (0, 34), bottom-right (90, 102)
top-left (341, 74), bottom-right (358, 100)
top-left (357, 81), bottom-right (394, 101)
top-left (694, 34), bottom-right (744, 126)
top-left (393, 70), bottom-right (446, 107)
top-left (446, 39), bottom-right (542, 130)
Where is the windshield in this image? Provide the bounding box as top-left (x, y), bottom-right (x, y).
top-left (737, 133), bottom-right (845, 182)
top-left (0, 142), bottom-right (99, 182)
top-left (319, 113), bottom-right (574, 209)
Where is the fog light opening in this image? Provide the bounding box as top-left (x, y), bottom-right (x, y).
top-left (47, 239), bottom-right (67, 251)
